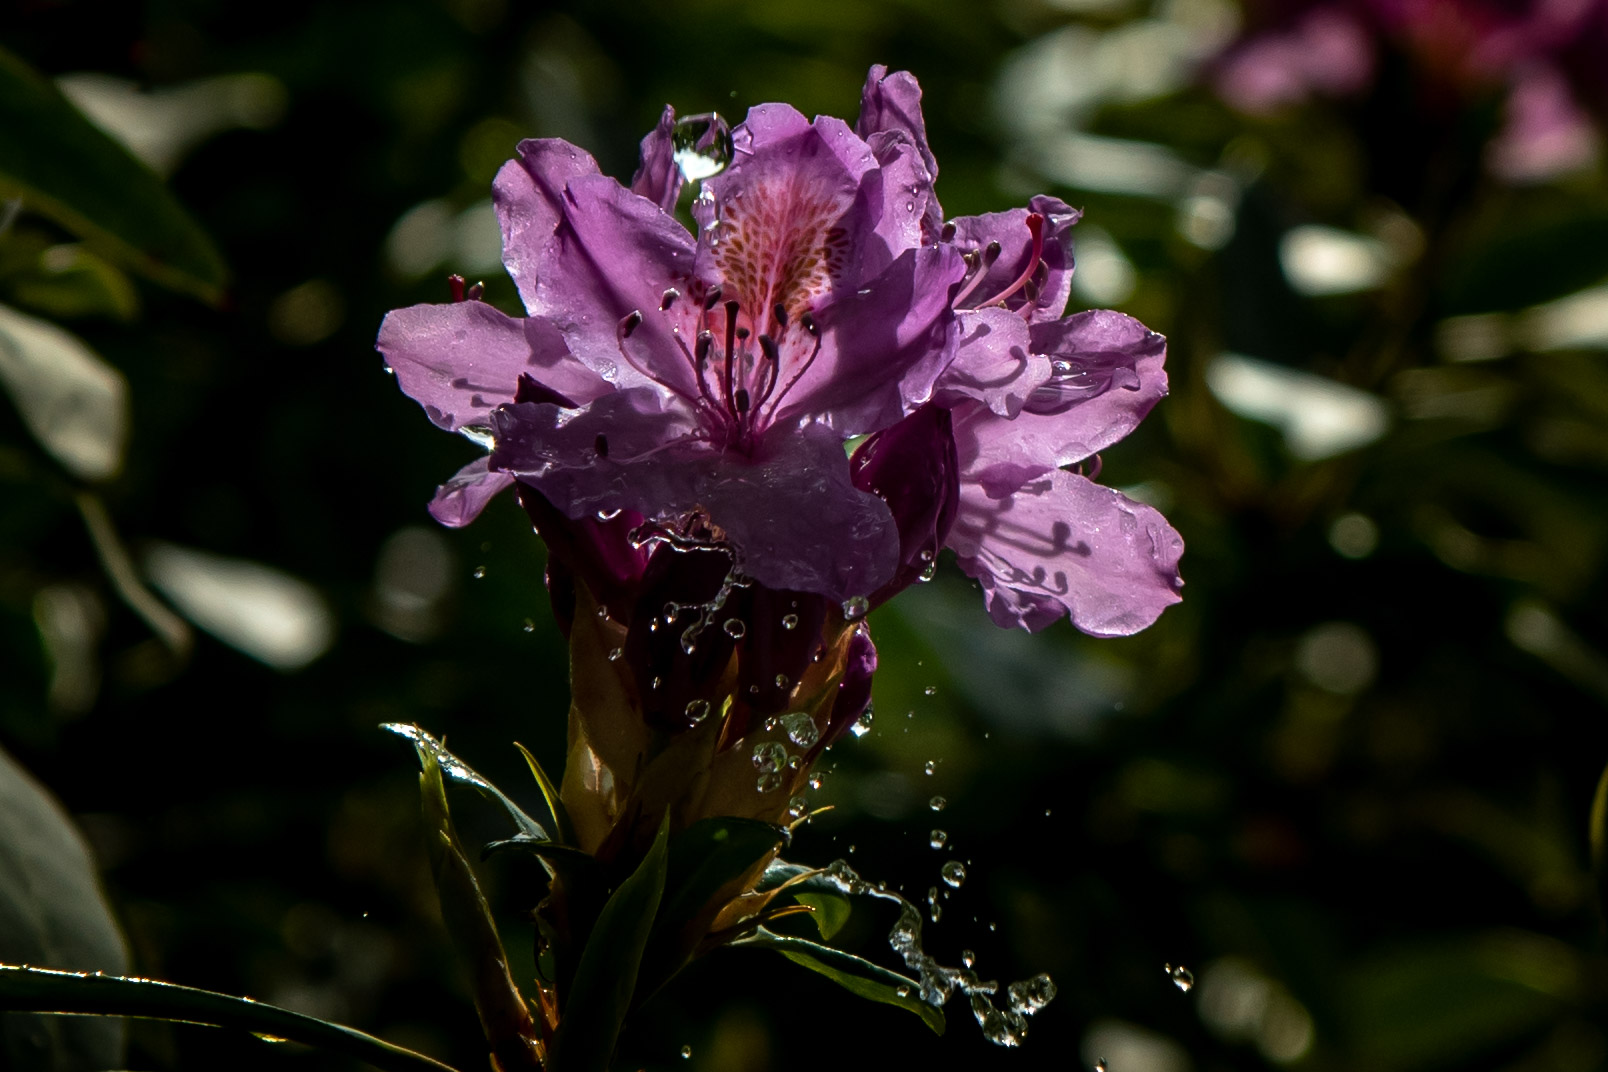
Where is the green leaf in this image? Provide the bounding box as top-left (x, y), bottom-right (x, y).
top-left (550, 815), bottom-right (670, 1072)
top-left (0, 963), bottom-right (462, 1072)
top-left (0, 46), bottom-right (227, 303)
top-left (794, 891), bottom-right (853, 942)
top-left (418, 753), bottom-right (544, 1072)
top-left (386, 723), bottom-right (549, 842)
top-left (514, 741), bottom-right (576, 847)
top-left (734, 928), bottom-right (944, 1036)
top-left (636, 818), bottom-right (787, 997)
top-left (0, 745), bottom-right (128, 1071)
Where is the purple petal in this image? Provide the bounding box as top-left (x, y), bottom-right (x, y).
top-left (821, 623), bottom-right (877, 746)
top-left (949, 195), bottom-right (1081, 322)
top-left (768, 244), bottom-right (965, 434)
top-left (850, 403), bottom-right (959, 607)
top-left (377, 300), bottom-right (606, 432)
top-left (493, 401), bottom-right (898, 601)
top-left (857, 65), bottom-right (943, 239)
top-left (630, 105), bottom-right (683, 213)
top-left (428, 457), bottom-right (515, 527)
top-left (528, 173), bottom-right (702, 401)
top-left (494, 139), bottom-right (602, 312)
top-left (934, 307), bottom-right (1052, 418)
top-left (953, 310), bottom-right (1168, 491)
top-left (949, 469), bottom-right (1183, 636)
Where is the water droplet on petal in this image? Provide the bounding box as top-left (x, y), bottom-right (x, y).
top-left (841, 595), bottom-right (869, 621)
top-left (930, 795), bottom-right (947, 812)
top-left (775, 673), bottom-right (790, 690)
top-left (787, 794), bottom-right (809, 819)
top-left (723, 618), bottom-right (746, 639)
top-left (941, 860), bottom-right (967, 887)
top-left (850, 705), bottom-right (874, 737)
top-left (672, 112), bottom-right (734, 181)
top-left (781, 613), bottom-right (799, 630)
top-left (756, 771), bottom-right (783, 793)
top-left (685, 699), bottom-right (711, 723)
top-left (596, 604), bottom-right (610, 620)
top-left (522, 618), bottom-right (535, 633)
top-left (929, 829), bottom-right (948, 849)
top-left (751, 740), bottom-right (787, 773)
top-left (607, 646), bottom-right (623, 662)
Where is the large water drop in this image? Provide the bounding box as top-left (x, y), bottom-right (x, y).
top-left (672, 112), bottom-right (733, 181)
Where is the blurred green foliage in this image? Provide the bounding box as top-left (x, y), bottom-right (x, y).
top-left (3, 0), bottom-right (1608, 1070)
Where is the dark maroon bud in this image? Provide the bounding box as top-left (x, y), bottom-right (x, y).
top-left (448, 274), bottom-right (467, 302)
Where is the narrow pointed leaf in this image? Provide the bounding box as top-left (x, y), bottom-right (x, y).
top-left (514, 741), bottom-right (577, 847)
top-left (0, 963), bottom-right (461, 1072)
top-left (550, 815), bottom-right (670, 1072)
top-left (0, 46), bottom-right (226, 303)
top-left (386, 723), bottom-right (548, 841)
top-left (735, 928), bottom-right (945, 1035)
top-left (419, 754), bottom-right (545, 1071)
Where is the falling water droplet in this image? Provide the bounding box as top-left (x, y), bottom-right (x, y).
top-left (929, 829), bottom-right (948, 849)
top-left (924, 760), bottom-right (937, 775)
top-left (723, 618), bottom-right (746, 639)
top-left (787, 795), bottom-right (809, 820)
top-left (775, 673), bottom-right (791, 690)
top-left (1166, 964), bottom-right (1194, 992)
top-left (472, 565), bottom-right (486, 579)
top-left (924, 684), bottom-right (938, 696)
top-left (927, 886), bottom-right (943, 923)
top-left (962, 949), bottom-right (976, 968)
top-left (607, 647), bottom-right (623, 662)
top-left (685, 699), bottom-right (711, 724)
top-left (672, 112), bottom-right (734, 181)
top-left (1095, 1060), bottom-right (1109, 1072)
top-left (522, 618), bottom-right (535, 633)
top-left (781, 613), bottom-right (799, 630)
top-left (941, 861), bottom-right (967, 888)
top-left (681, 1045), bottom-right (693, 1059)
top-left (1007, 973), bottom-right (1057, 1014)
top-left (663, 601), bottom-right (680, 623)
top-left (596, 604), bottom-right (609, 620)
top-left (751, 741), bottom-right (787, 773)
top-left (930, 795), bottom-right (947, 812)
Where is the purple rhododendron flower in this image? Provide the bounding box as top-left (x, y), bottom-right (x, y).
top-left (379, 64), bottom-right (1182, 642)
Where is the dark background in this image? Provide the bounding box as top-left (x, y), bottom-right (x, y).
top-left (5, 0), bottom-right (1608, 1069)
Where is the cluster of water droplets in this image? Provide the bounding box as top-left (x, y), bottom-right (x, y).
top-left (819, 859), bottom-right (1056, 1046)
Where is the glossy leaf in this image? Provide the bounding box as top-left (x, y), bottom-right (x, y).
top-left (0, 746), bottom-right (128, 1071)
top-left (549, 815), bottom-right (669, 1072)
top-left (0, 46), bottom-right (227, 303)
top-left (386, 723), bottom-right (549, 841)
top-left (0, 963), bottom-right (460, 1072)
top-left (735, 928), bottom-right (945, 1035)
top-left (794, 891), bottom-right (853, 942)
top-left (418, 751), bottom-right (546, 1072)
top-left (514, 741), bottom-right (577, 848)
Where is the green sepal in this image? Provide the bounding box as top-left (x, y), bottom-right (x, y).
top-left (549, 814), bottom-right (670, 1072)
top-left (0, 963), bottom-right (461, 1072)
top-left (0, 46), bottom-right (227, 303)
top-left (481, 835), bottom-right (597, 873)
top-left (635, 817), bottom-right (788, 998)
top-left (418, 753), bottom-right (544, 1072)
top-left (793, 891), bottom-right (853, 942)
top-left (734, 927), bottom-right (945, 1036)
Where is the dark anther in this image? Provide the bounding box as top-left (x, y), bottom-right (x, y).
top-left (660, 287), bottom-right (681, 310)
top-left (618, 310), bottom-right (643, 338)
top-left (800, 312), bottom-right (820, 338)
top-left (466, 281), bottom-right (485, 301)
top-left (735, 388), bottom-right (750, 412)
top-left (773, 303), bottom-right (789, 327)
top-left (983, 240), bottom-right (1002, 266)
top-left (1022, 278), bottom-right (1039, 302)
top-left (703, 284), bottom-right (724, 310)
top-left (758, 334), bottom-right (781, 362)
top-left (735, 327), bottom-right (750, 340)
top-left (940, 221), bottom-right (957, 242)
top-left (594, 434), bottom-right (609, 458)
top-left (695, 331), bottom-right (713, 363)
top-left (448, 274), bottom-right (467, 302)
